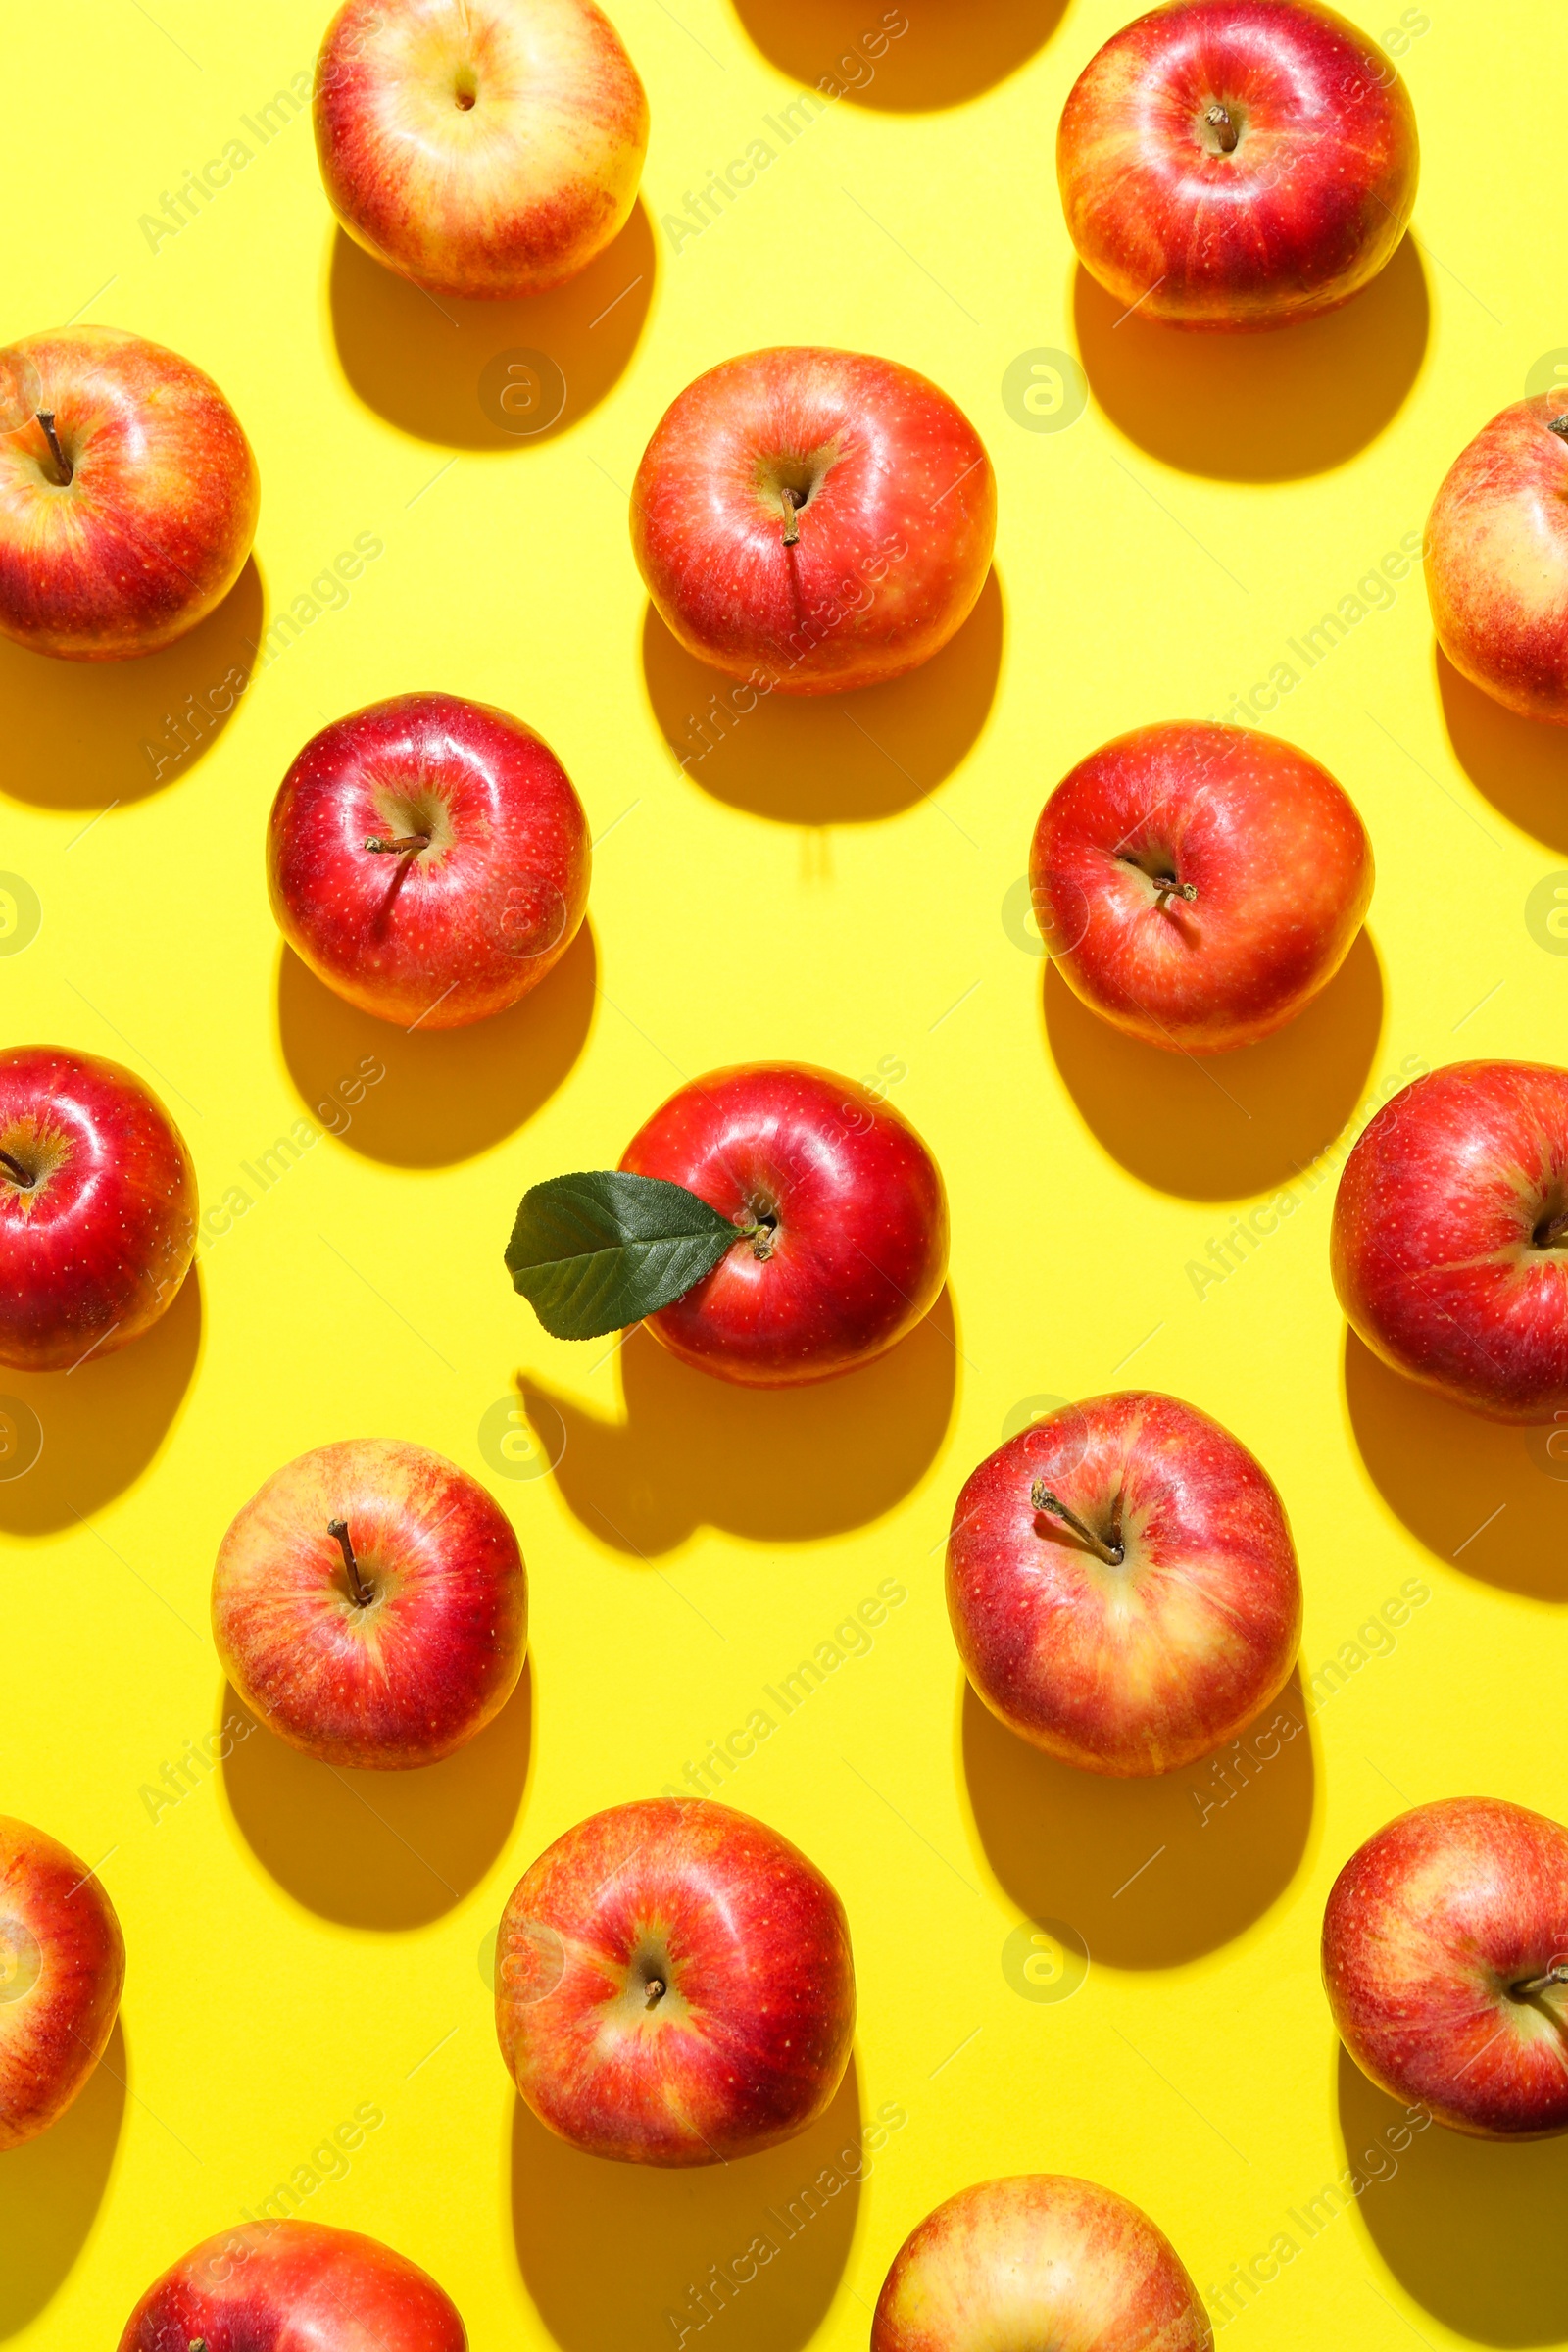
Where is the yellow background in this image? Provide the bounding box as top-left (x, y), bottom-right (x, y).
top-left (4, 0), bottom-right (1567, 2344)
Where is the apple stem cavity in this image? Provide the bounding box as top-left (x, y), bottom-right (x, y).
top-left (326, 1517), bottom-right (374, 1608)
top-left (1512, 1963), bottom-right (1568, 2001)
top-left (0, 1150), bottom-right (36, 1190)
top-left (35, 411), bottom-right (72, 485)
top-left (364, 833), bottom-right (429, 858)
top-left (781, 486), bottom-right (802, 547)
top-left (1204, 103), bottom-right (1239, 153)
top-left (1030, 1480), bottom-right (1124, 1566)
top-left (735, 1209), bottom-right (779, 1261)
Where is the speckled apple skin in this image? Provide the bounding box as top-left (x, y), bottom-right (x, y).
top-left (0, 325), bottom-right (257, 659)
top-left (214, 1439), bottom-right (527, 1769)
top-left (118, 2220), bottom-right (467, 2350)
top-left (1323, 1797), bottom-right (1568, 2138)
top-left (1331, 1060), bottom-right (1568, 1422)
top-left (496, 1797), bottom-right (856, 2164)
top-left (1058, 0), bottom-right (1417, 330)
top-left (631, 347), bottom-right (995, 694)
top-left (0, 1045), bottom-right (197, 1373)
top-left (0, 1817), bottom-right (124, 2151)
top-left (620, 1061), bottom-right (949, 1387)
top-left (872, 2175), bottom-right (1213, 2352)
top-left (315, 0), bottom-right (649, 298)
top-left (1030, 720), bottom-right (1372, 1052)
top-left (947, 1392), bottom-right (1301, 1775)
top-left (267, 692), bottom-right (590, 1030)
top-left (1425, 396), bottom-right (1568, 722)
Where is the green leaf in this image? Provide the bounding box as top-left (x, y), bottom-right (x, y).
top-left (504, 1170), bottom-right (741, 1342)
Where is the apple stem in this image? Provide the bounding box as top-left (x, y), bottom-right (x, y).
top-left (1205, 103), bottom-right (1239, 153)
top-left (734, 1211), bottom-right (779, 1261)
top-left (35, 411), bottom-right (72, 485)
top-left (645, 1976), bottom-right (667, 2008)
top-left (1512, 1964), bottom-right (1568, 2000)
top-left (1153, 878), bottom-right (1198, 909)
top-left (1030, 1480), bottom-right (1124, 1567)
top-left (364, 834), bottom-right (429, 857)
top-left (326, 1518), bottom-right (373, 1608)
top-left (1549, 417), bottom-right (1568, 441)
top-left (0, 1150), bottom-right (35, 1190)
top-left (781, 487), bottom-right (801, 547)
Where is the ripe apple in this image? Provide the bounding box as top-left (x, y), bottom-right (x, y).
top-left (315, 0), bottom-right (650, 300)
top-left (1331, 1060), bottom-right (1568, 1423)
top-left (947, 1391), bottom-right (1301, 1776)
top-left (507, 1064), bottom-right (948, 1384)
top-left (1030, 720), bottom-right (1373, 1053)
top-left (620, 1064), bottom-right (948, 1385)
top-left (1323, 1797), bottom-right (1568, 2138)
top-left (267, 692), bottom-right (590, 1030)
top-left (0, 1046), bottom-right (197, 1373)
top-left (1057, 0), bottom-right (1418, 330)
top-left (872, 2176), bottom-right (1212, 2350)
top-left (631, 347), bottom-right (996, 694)
top-left (118, 2219), bottom-right (466, 2349)
top-left (1426, 396), bottom-right (1568, 723)
top-left (0, 1817), bottom-right (124, 2151)
top-left (0, 325), bottom-right (258, 660)
top-left (213, 1439), bottom-right (527, 1769)
top-left (496, 1796), bottom-right (855, 2164)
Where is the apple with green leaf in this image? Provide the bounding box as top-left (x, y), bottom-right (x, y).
top-left (504, 1062), bottom-right (948, 1385)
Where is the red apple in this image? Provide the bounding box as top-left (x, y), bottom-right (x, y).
top-left (119, 2219), bottom-right (466, 2349)
top-left (496, 1796), bottom-right (855, 2164)
top-left (1058, 0), bottom-right (1418, 330)
top-left (619, 1062), bottom-right (948, 1386)
top-left (631, 347), bottom-right (995, 694)
top-left (1426, 397), bottom-right (1568, 723)
top-left (213, 1439), bottom-right (527, 1769)
top-left (1331, 1060), bottom-right (1568, 1423)
top-left (0, 1046), bottom-right (197, 1373)
top-left (947, 1392), bottom-right (1301, 1776)
top-left (0, 326), bottom-right (258, 660)
top-left (315, 0), bottom-right (650, 299)
top-left (1030, 720), bottom-right (1372, 1053)
top-left (0, 1817), bottom-right (124, 2151)
top-left (872, 2176), bottom-right (1212, 2351)
top-left (267, 692), bottom-right (590, 1030)
top-left (1323, 1797), bottom-right (1568, 2139)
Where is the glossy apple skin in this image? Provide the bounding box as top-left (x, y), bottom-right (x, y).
top-left (873, 2176), bottom-right (1212, 2352)
top-left (0, 1046), bottom-right (197, 1373)
top-left (0, 1818), bottom-right (124, 2152)
top-left (1324, 1798), bottom-right (1568, 2139)
top-left (619, 1062), bottom-right (948, 1388)
top-left (631, 347), bottom-right (996, 695)
top-left (119, 2220), bottom-right (467, 2350)
top-left (1426, 397), bottom-right (1568, 723)
top-left (497, 1796), bottom-right (855, 2165)
top-left (267, 692), bottom-right (590, 1030)
top-left (213, 1440), bottom-right (527, 1770)
top-left (1331, 1061), bottom-right (1568, 1423)
top-left (1031, 721), bottom-right (1372, 1053)
top-left (947, 1392), bottom-right (1301, 1776)
top-left (315, 0), bottom-right (649, 299)
top-left (1058, 0), bottom-right (1417, 331)
top-left (0, 325), bottom-right (258, 660)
